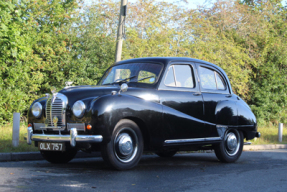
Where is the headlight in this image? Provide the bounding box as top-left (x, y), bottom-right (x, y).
top-left (32, 102), bottom-right (42, 118)
top-left (72, 100), bottom-right (86, 118)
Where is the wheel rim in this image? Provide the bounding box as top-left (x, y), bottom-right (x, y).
top-left (114, 128), bottom-right (138, 163)
top-left (224, 130), bottom-right (240, 156)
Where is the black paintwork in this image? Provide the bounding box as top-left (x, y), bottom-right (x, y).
top-left (28, 57), bottom-right (257, 151)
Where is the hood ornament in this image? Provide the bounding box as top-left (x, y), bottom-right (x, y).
top-left (65, 81), bottom-right (73, 89)
top-left (51, 87), bottom-right (57, 103)
top-left (51, 87), bottom-right (57, 95)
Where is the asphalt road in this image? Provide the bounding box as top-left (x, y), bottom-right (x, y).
top-left (0, 149), bottom-right (287, 192)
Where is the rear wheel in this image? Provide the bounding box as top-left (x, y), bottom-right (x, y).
top-left (214, 129), bottom-right (243, 163)
top-left (40, 148), bottom-right (77, 164)
top-left (101, 119), bottom-right (143, 170)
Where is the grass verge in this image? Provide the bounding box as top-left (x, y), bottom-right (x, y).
top-left (248, 125), bottom-right (287, 145)
top-left (0, 124), bottom-right (38, 153)
top-left (0, 124), bottom-right (286, 153)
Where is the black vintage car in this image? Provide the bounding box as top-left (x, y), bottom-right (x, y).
top-left (26, 57), bottom-right (260, 170)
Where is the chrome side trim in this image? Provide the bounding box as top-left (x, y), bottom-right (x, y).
top-left (216, 125), bottom-right (228, 139)
top-left (164, 137), bottom-right (222, 144)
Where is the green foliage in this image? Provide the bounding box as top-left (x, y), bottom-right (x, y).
top-left (0, 0), bottom-right (80, 124)
top-left (1, 0), bottom-right (287, 125)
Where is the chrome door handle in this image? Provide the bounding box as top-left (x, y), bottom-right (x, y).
top-left (193, 93), bottom-right (201, 96)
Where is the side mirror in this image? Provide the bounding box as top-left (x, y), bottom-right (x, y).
top-left (119, 83), bottom-right (128, 94)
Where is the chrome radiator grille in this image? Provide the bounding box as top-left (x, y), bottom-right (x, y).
top-left (45, 93), bottom-right (67, 130)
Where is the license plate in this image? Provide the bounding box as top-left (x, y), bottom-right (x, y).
top-left (38, 142), bottom-right (65, 151)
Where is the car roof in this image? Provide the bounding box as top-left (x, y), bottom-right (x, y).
top-left (115, 57), bottom-right (211, 66)
top-left (114, 57), bottom-right (233, 94)
top-left (115, 57), bottom-right (225, 75)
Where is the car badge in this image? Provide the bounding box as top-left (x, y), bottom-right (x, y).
top-left (44, 118), bottom-right (49, 127)
top-left (53, 116), bottom-right (58, 128)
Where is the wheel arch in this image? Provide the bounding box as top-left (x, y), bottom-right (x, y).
top-left (123, 117), bottom-right (150, 150)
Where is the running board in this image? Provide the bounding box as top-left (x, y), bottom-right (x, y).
top-left (164, 137), bottom-right (222, 144)
top-left (244, 142), bottom-right (252, 145)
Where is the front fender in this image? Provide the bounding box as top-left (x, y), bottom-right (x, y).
top-left (91, 94), bottom-right (163, 146)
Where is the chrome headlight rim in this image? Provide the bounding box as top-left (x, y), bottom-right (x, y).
top-left (32, 102), bottom-right (42, 118)
top-left (72, 100), bottom-right (86, 118)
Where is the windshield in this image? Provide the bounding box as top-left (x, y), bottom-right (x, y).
top-left (99, 63), bottom-right (162, 85)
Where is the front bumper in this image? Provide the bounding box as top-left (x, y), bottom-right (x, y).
top-left (26, 127), bottom-right (103, 147)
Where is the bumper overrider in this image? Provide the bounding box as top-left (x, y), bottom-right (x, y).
top-left (26, 127), bottom-right (103, 147)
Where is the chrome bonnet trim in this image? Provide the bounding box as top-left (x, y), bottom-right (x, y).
top-left (164, 137), bottom-right (222, 144)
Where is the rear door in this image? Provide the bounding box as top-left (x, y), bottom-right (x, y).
top-left (197, 64), bottom-right (238, 127)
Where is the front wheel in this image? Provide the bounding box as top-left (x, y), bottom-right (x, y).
top-left (214, 129), bottom-right (243, 163)
top-left (40, 148), bottom-right (77, 164)
top-left (101, 119), bottom-right (143, 170)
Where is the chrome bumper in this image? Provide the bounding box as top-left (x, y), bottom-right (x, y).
top-left (26, 127), bottom-right (103, 147)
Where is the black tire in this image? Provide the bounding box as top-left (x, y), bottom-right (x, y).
top-left (155, 150), bottom-right (177, 158)
top-left (101, 119), bottom-right (143, 170)
top-left (214, 129), bottom-right (243, 163)
top-left (40, 147), bottom-right (77, 164)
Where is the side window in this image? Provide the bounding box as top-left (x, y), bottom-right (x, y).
top-left (164, 66), bottom-right (176, 86)
top-left (164, 65), bottom-right (195, 88)
top-left (199, 66), bottom-right (226, 90)
top-left (173, 65), bottom-right (194, 88)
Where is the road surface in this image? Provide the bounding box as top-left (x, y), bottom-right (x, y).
top-left (0, 149), bottom-right (287, 192)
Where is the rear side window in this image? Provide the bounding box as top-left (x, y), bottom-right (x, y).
top-left (216, 73), bottom-right (225, 90)
top-left (164, 65), bottom-right (195, 88)
top-left (199, 67), bottom-right (226, 90)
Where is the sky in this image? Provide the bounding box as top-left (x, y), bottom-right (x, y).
top-left (129, 0), bottom-right (217, 9)
top-left (85, 0), bottom-right (287, 9)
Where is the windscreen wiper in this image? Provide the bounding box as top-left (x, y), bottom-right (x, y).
top-left (102, 76), bottom-right (137, 85)
top-left (113, 75), bottom-right (137, 85)
top-left (137, 75), bottom-right (155, 82)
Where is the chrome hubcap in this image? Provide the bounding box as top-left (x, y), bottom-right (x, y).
top-left (226, 133), bottom-right (237, 151)
top-left (118, 133), bottom-right (133, 156)
top-left (224, 131), bottom-right (240, 156)
top-left (114, 128), bottom-right (138, 163)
